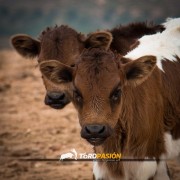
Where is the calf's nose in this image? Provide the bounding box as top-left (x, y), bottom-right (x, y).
top-left (81, 124), bottom-right (109, 138)
top-left (85, 125), bottom-right (105, 135)
top-left (47, 92), bottom-right (65, 101)
top-left (45, 92), bottom-right (65, 105)
top-left (44, 92), bottom-right (70, 109)
top-left (81, 124), bottom-right (112, 146)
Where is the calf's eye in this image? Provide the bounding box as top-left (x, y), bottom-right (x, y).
top-left (111, 89), bottom-right (121, 102)
top-left (73, 90), bottom-right (83, 104)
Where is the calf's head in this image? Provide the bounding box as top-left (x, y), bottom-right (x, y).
top-left (40, 41), bottom-right (156, 146)
top-left (11, 27), bottom-right (112, 109)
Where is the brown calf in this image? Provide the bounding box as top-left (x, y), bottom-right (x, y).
top-left (11, 26), bottom-right (84, 109)
top-left (40, 18), bottom-right (180, 179)
top-left (11, 22), bottom-right (164, 109)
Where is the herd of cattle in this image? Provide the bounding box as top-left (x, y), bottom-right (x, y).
top-left (11, 17), bottom-right (180, 180)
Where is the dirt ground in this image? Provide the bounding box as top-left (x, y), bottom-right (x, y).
top-left (0, 50), bottom-right (180, 180)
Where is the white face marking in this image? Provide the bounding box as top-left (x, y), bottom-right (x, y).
top-left (164, 133), bottom-right (180, 159)
top-left (125, 18), bottom-right (180, 71)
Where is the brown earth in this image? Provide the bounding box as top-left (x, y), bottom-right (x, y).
top-left (0, 50), bottom-right (179, 180)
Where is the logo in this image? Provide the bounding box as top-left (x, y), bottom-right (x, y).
top-left (59, 148), bottom-right (122, 161)
top-left (60, 148), bottom-right (77, 160)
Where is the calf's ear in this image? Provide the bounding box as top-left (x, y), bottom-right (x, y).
top-left (40, 60), bottom-right (74, 84)
top-left (11, 34), bottom-right (40, 58)
top-left (85, 31), bottom-right (113, 50)
top-left (123, 56), bottom-right (156, 86)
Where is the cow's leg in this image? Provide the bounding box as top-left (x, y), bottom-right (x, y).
top-left (153, 161), bottom-right (170, 180)
top-left (166, 163), bottom-right (171, 179)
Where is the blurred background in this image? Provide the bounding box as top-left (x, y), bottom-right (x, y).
top-left (0, 1), bottom-right (180, 179)
top-left (0, 0), bottom-right (179, 49)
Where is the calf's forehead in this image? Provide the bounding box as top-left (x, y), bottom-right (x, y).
top-left (38, 26), bottom-right (84, 65)
top-left (74, 52), bottom-right (120, 94)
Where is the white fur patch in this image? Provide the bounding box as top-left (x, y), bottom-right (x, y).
top-left (164, 133), bottom-right (180, 159)
top-left (163, 17), bottom-right (180, 30)
top-left (125, 18), bottom-right (180, 71)
top-left (94, 160), bottom-right (157, 180)
top-left (93, 161), bottom-right (106, 180)
top-left (124, 161), bottom-right (157, 180)
top-left (136, 161), bottom-right (157, 180)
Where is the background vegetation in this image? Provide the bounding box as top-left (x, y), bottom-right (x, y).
top-left (0, 0), bottom-right (179, 48)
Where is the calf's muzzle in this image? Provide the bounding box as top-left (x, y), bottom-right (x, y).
top-left (81, 124), bottom-right (112, 146)
top-left (44, 91), bottom-right (70, 109)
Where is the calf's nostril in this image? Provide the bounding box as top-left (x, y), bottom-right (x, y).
top-left (58, 93), bottom-right (65, 100)
top-left (99, 126), bottom-right (105, 134)
top-left (85, 126), bottom-right (91, 134)
top-left (45, 95), bottom-right (52, 105)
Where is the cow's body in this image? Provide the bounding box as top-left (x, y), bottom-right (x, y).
top-left (93, 18), bottom-right (180, 180)
top-left (125, 18), bottom-right (180, 152)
